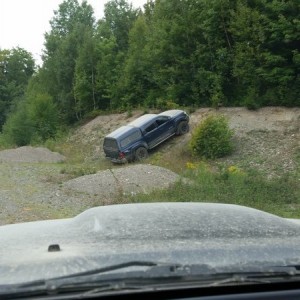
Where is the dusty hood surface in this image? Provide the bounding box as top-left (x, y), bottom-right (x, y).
top-left (1, 202), bottom-right (300, 285)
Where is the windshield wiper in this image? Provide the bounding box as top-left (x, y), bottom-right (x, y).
top-left (44, 260), bottom-right (187, 292)
top-left (79, 267), bottom-right (300, 299)
top-left (55, 260), bottom-right (183, 279)
top-left (206, 267), bottom-right (300, 287)
top-left (2, 263), bottom-right (300, 299)
top-left (46, 265), bottom-right (300, 298)
top-left (0, 261), bottom-right (185, 298)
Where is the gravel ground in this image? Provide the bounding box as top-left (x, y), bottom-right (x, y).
top-left (0, 148), bottom-right (181, 225)
top-left (0, 163), bottom-right (90, 225)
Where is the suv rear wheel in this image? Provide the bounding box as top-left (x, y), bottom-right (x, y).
top-left (135, 147), bottom-right (148, 161)
top-left (176, 121), bottom-right (189, 135)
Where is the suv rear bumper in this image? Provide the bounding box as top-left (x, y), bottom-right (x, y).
top-left (106, 156), bottom-right (128, 164)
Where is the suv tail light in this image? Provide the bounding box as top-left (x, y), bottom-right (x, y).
top-left (119, 152), bottom-right (125, 159)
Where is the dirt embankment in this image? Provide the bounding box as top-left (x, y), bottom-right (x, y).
top-left (70, 107), bottom-right (299, 175)
top-left (0, 107), bottom-right (299, 225)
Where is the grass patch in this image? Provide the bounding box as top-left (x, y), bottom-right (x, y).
top-left (43, 130), bottom-right (112, 177)
top-left (294, 147), bottom-right (300, 168)
top-left (130, 163), bottom-right (300, 218)
top-left (149, 149), bottom-right (193, 174)
top-left (148, 137), bottom-right (196, 173)
top-left (59, 164), bottom-right (99, 177)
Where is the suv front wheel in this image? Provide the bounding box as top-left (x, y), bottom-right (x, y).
top-left (176, 121), bottom-right (189, 135)
top-left (135, 147), bottom-right (148, 161)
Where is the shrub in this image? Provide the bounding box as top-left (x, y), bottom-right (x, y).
top-left (243, 87), bottom-right (260, 110)
top-left (28, 93), bottom-right (59, 141)
top-left (189, 115), bottom-right (233, 159)
top-left (156, 98), bottom-right (179, 110)
top-left (2, 101), bottom-right (34, 146)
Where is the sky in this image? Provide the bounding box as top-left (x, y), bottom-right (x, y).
top-left (0, 0), bottom-right (147, 65)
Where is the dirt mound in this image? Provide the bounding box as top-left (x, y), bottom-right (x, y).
top-left (0, 146), bottom-right (65, 163)
top-left (64, 164), bottom-right (180, 199)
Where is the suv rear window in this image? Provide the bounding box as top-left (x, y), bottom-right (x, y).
top-left (120, 130), bottom-right (142, 148)
top-left (103, 138), bottom-right (118, 149)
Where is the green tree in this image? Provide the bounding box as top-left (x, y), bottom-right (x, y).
top-left (0, 48), bottom-right (35, 129)
top-left (121, 0), bottom-right (235, 108)
top-left (103, 0), bottom-right (138, 52)
top-left (94, 0), bottom-right (138, 110)
top-left (94, 31), bottom-right (119, 110)
top-left (116, 15), bottom-right (150, 107)
top-left (230, 0), bottom-right (300, 106)
top-left (41, 0), bottom-right (95, 123)
top-left (73, 27), bottom-right (97, 118)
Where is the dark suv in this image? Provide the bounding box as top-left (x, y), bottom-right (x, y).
top-left (103, 110), bottom-right (189, 163)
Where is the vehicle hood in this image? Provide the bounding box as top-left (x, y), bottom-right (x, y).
top-left (1, 202), bottom-right (300, 284)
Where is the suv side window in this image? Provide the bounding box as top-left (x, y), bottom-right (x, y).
top-left (144, 122), bottom-right (157, 133)
top-left (120, 130), bottom-right (142, 148)
top-left (156, 116), bottom-right (169, 126)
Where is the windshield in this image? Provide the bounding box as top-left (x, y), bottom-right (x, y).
top-left (0, 0), bottom-right (299, 296)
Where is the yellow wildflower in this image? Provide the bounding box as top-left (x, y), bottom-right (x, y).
top-left (228, 165), bottom-right (243, 174)
top-left (186, 162), bottom-right (197, 169)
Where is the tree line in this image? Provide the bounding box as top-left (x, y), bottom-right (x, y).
top-left (0, 0), bottom-right (299, 145)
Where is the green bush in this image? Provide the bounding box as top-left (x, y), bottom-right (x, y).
top-left (189, 115), bottom-right (233, 159)
top-left (243, 87), bottom-right (260, 110)
top-left (2, 101), bottom-right (34, 146)
top-left (28, 93), bottom-right (59, 141)
top-left (156, 98), bottom-right (179, 110)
